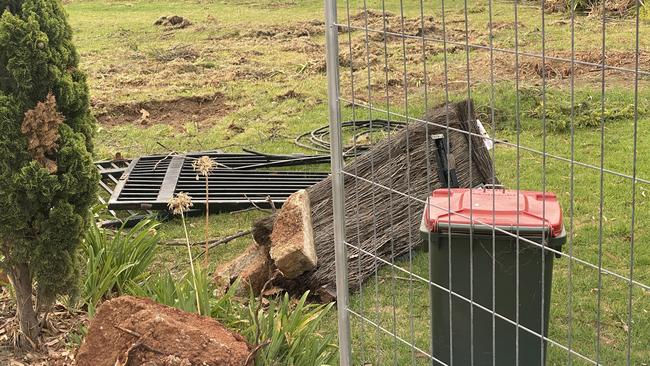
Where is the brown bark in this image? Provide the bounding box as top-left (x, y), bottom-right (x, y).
top-left (7, 262), bottom-right (40, 348)
top-left (214, 243), bottom-right (272, 296)
top-left (269, 190), bottom-right (316, 279)
top-left (252, 214), bottom-right (276, 247)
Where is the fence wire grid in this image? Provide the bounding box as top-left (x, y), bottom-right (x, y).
top-left (324, 0), bottom-right (649, 365)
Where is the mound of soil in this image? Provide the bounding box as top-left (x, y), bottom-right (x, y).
top-left (75, 296), bottom-right (251, 366)
top-left (154, 15), bottom-right (192, 29)
top-left (94, 93), bottom-right (231, 131)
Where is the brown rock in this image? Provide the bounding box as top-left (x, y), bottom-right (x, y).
top-left (75, 296), bottom-right (251, 366)
top-left (214, 243), bottom-right (271, 296)
top-left (270, 189), bottom-right (317, 279)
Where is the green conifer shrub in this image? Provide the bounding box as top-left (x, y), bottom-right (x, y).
top-left (0, 0), bottom-right (97, 348)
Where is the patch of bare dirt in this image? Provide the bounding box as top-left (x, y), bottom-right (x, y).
top-left (545, 0), bottom-right (636, 17)
top-left (242, 19), bottom-right (325, 39)
top-left (94, 93), bottom-right (232, 131)
top-left (274, 89), bottom-right (305, 102)
top-left (343, 10), bottom-right (474, 43)
top-left (75, 296), bottom-right (251, 366)
top-left (149, 44), bottom-right (199, 63)
top-left (280, 38), bottom-right (323, 54)
top-left (486, 50), bottom-right (650, 81)
top-left (222, 67), bottom-right (285, 82)
top-left (337, 32), bottom-right (650, 106)
top-left (486, 21), bottom-right (526, 31)
top-left (292, 10), bottom-right (479, 103)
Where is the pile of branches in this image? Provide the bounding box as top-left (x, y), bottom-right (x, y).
top-left (277, 100), bottom-right (499, 298)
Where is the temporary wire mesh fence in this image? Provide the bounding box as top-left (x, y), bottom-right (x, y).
top-left (324, 0), bottom-right (648, 365)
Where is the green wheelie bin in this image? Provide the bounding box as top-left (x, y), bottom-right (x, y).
top-left (421, 187), bottom-right (566, 366)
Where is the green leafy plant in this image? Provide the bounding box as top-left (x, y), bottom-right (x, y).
top-left (527, 93), bottom-right (638, 132)
top-left (210, 282), bottom-right (338, 366)
top-left (82, 219), bottom-right (159, 315)
top-left (242, 291), bottom-right (338, 366)
top-left (128, 263), bottom-right (212, 316)
top-left (133, 271), bottom-right (337, 365)
top-left (475, 85), bottom-right (642, 133)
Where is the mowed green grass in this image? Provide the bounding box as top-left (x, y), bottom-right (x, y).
top-left (66, 0), bottom-right (649, 364)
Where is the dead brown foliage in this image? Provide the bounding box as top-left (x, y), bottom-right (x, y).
top-left (544, 0), bottom-right (637, 16)
top-left (0, 287), bottom-right (87, 365)
top-left (21, 93), bottom-right (64, 174)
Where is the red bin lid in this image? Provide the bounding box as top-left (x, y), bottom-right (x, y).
top-left (423, 188), bottom-right (564, 237)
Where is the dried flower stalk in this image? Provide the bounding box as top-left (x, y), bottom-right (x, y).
top-left (168, 192), bottom-right (201, 314)
top-left (193, 155), bottom-right (216, 266)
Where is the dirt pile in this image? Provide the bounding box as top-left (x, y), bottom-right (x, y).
top-left (154, 15), bottom-right (192, 29)
top-left (75, 296), bottom-right (251, 366)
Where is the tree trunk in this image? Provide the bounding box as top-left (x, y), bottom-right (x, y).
top-left (252, 214), bottom-right (276, 247)
top-left (7, 262), bottom-right (40, 349)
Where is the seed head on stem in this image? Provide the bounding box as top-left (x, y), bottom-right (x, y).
top-left (168, 192), bottom-right (202, 314)
top-left (168, 192), bottom-right (193, 215)
top-left (192, 155), bottom-right (216, 266)
top-left (193, 155), bottom-right (216, 178)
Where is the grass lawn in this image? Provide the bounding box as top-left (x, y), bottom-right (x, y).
top-left (66, 0), bottom-right (649, 364)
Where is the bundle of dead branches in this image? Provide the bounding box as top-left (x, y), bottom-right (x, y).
top-left (243, 100), bottom-right (492, 299)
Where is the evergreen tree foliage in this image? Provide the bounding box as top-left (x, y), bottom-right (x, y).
top-left (0, 0), bottom-right (97, 345)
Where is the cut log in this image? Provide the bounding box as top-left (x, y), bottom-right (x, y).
top-left (252, 214), bottom-right (276, 247)
top-left (214, 243), bottom-right (271, 296)
top-left (269, 189), bottom-right (316, 279)
top-left (257, 100), bottom-right (499, 299)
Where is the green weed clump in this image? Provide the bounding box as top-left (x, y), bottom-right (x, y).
top-left (241, 291), bottom-right (338, 366)
top-left (127, 264), bottom-right (213, 316)
top-left (473, 84), bottom-right (641, 133)
top-left (81, 219), bottom-right (159, 315)
top-left (527, 93), bottom-right (639, 132)
top-left (133, 271), bottom-right (338, 365)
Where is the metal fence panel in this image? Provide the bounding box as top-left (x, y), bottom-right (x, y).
top-left (325, 0), bottom-right (648, 365)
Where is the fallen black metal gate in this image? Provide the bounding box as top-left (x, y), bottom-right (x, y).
top-left (107, 152), bottom-right (329, 212)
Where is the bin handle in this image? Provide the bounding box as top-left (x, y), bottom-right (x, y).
top-left (481, 184), bottom-right (506, 193)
